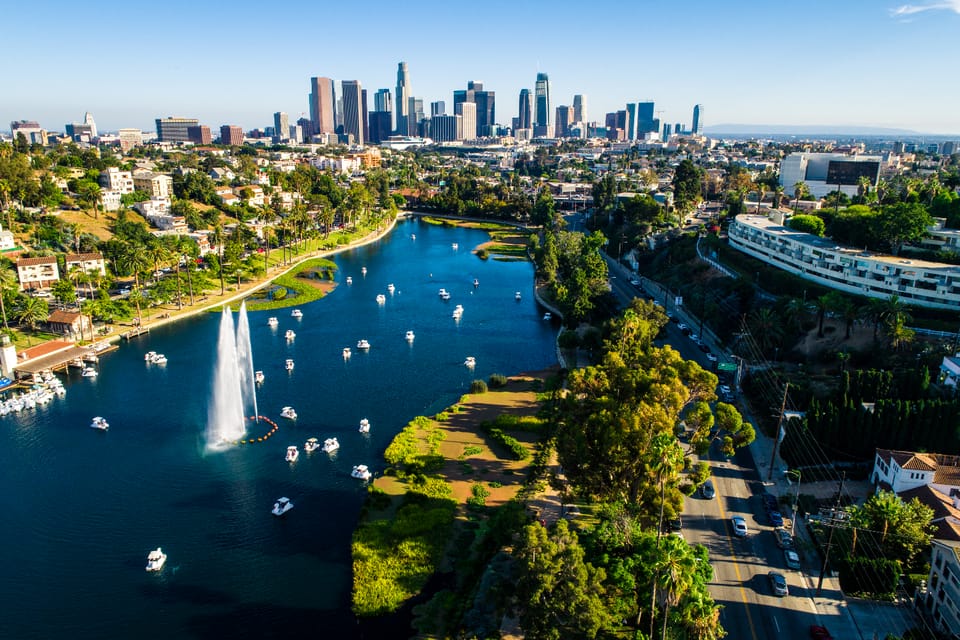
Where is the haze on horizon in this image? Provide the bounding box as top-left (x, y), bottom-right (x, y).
top-left (5, 0), bottom-right (959, 136)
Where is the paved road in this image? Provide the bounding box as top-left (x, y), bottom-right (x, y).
top-left (684, 446), bottom-right (824, 640)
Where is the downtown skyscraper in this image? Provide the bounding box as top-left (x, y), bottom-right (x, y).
top-left (692, 104), bottom-right (703, 135)
top-left (453, 81), bottom-right (495, 138)
top-left (517, 88), bottom-right (533, 130)
top-left (309, 77), bottom-right (336, 135)
top-left (340, 80), bottom-right (364, 145)
top-left (534, 73), bottom-right (551, 137)
top-left (395, 62), bottom-right (411, 135)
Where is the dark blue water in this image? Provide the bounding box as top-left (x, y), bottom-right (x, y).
top-left (0, 218), bottom-right (557, 640)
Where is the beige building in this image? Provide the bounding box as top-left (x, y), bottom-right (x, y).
top-left (65, 253), bottom-right (107, 277)
top-left (16, 256), bottom-right (59, 290)
top-left (133, 172), bottom-right (173, 198)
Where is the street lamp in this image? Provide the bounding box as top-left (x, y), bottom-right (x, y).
top-left (785, 469), bottom-right (802, 520)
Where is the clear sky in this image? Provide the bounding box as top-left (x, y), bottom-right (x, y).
top-left (5, 0), bottom-right (959, 135)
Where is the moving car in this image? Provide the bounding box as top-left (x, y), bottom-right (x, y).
top-left (784, 549), bottom-right (801, 570)
top-left (701, 480), bottom-right (716, 499)
top-left (731, 516), bottom-right (748, 537)
top-left (768, 571), bottom-right (788, 596)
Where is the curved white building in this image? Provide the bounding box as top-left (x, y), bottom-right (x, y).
top-left (728, 214), bottom-right (960, 311)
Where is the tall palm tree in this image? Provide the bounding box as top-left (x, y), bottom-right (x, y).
top-left (793, 181), bottom-right (807, 214)
top-left (0, 264), bottom-right (17, 331)
top-left (15, 296), bottom-right (49, 345)
top-left (649, 537), bottom-right (696, 640)
top-left (812, 294), bottom-right (832, 338)
top-left (211, 224), bottom-right (225, 295)
top-left (119, 243), bottom-right (151, 290)
top-left (748, 307), bottom-right (784, 355)
top-left (651, 434), bottom-right (685, 547)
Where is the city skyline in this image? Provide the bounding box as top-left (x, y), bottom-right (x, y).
top-left (4, 0), bottom-right (960, 135)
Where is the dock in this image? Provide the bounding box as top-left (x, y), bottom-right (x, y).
top-left (13, 340), bottom-right (118, 380)
top-left (122, 327), bottom-right (150, 341)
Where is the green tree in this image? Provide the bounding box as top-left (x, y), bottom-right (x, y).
top-left (672, 159), bottom-right (703, 217)
top-left (15, 296), bottom-right (49, 343)
top-left (787, 214), bottom-right (825, 236)
top-left (0, 263), bottom-right (17, 330)
top-left (848, 490), bottom-right (934, 568)
top-left (515, 520), bottom-right (613, 640)
top-left (877, 202), bottom-right (934, 255)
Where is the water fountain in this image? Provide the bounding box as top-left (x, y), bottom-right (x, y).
top-left (205, 305), bottom-right (258, 450)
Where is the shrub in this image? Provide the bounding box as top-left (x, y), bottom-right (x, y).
top-left (272, 287), bottom-right (287, 300)
top-left (558, 330), bottom-right (580, 349)
top-left (470, 379), bottom-right (488, 394)
top-left (488, 373), bottom-right (508, 388)
top-left (463, 445), bottom-right (484, 457)
top-left (486, 428), bottom-right (528, 460)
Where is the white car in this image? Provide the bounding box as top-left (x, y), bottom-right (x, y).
top-left (731, 516), bottom-right (748, 537)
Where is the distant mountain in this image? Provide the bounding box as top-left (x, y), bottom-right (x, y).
top-left (704, 124), bottom-right (934, 137)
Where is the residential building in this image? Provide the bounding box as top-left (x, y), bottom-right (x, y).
top-left (65, 253), bottom-right (107, 277)
top-left (46, 310), bottom-right (92, 340)
top-left (534, 73), bottom-right (551, 137)
top-left (273, 112), bottom-right (289, 142)
top-left (117, 128), bottom-right (143, 153)
top-left (133, 172), bottom-right (173, 199)
top-left (220, 125), bottom-right (244, 146)
top-left (940, 354), bottom-right (960, 388)
top-left (518, 88), bottom-right (533, 130)
top-left (101, 190), bottom-right (122, 212)
top-left (156, 117), bottom-right (199, 143)
top-left (186, 125), bottom-right (211, 145)
top-left (309, 77), bottom-right (336, 136)
top-left (396, 62), bottom-right (411, 135)
top-left (99, 167), bottom-right (135, 194)
top-left (456, 102), bottom-right (476, 142)
top-left (340, 80), bottom-right (364, 146)
top-left (16, 256), bottom-right (59, 290)
top-left (923, 540), bottom-right (960, 635)
top-left (729, 213), bottom-right (960, 311)
top-left (779, 152), bottom-right (881, 198)
top-left (692, 104), bottom-right (703, 135)
top-left (208, 167), bottom-right (235, 182)
top-left (0, 224), bottom-right (15, 251)
top-left (872, 449), bottom-right (960, 495)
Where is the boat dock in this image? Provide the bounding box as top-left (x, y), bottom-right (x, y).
top-left (13, 340), bottom-right (118, 380)
top-left (122, 327), bottom-right (149, 341)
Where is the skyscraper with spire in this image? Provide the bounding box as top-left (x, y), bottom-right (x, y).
top-left (395, 62), bottom-right (411, 135)
top-left (534, 73), bottom-right (551, 137)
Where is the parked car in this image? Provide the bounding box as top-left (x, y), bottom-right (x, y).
top-left (689, 333), bottom-right (699, 342)
top-left (719, 385), bottom-right (732, 396)
top-left (701, 480), bottom-right (716, 499)
top-left (784, 549), bottom-right (801, 570)
top-left (629, 277), bottom-right (641, 286)
top-left (810, 625), bottom-right (834, 639)
top-left (776, 529), bottom-right (793, 549)
top-left (677, 323), bottom-right (689, 332)
top-left (731, 516), bottom-right (748, 537)
top-left (762, 494), bottom-right (779, 512)
top-left (768, 571), bottom-right (789, 596)
top-left (669, 517), bottom-right (683, 531)
top-left (769, 510), bottom-right (784, 527)
top-left (705, 352), bottom-right (718, 363)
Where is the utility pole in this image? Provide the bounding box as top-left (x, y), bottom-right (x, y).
top-left (816, 471), bottom-right (846, 596)
top-left (767, 382), bottom-right (790, 481)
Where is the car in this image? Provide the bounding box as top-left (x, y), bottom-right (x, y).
top-left (705, 352), bottom-right (718, 363)
top-left (701, 480), bottom-right (716, 499)
top-left (768, 571), bottom-right (788, 596)
top-left (762, 494), bottom-right (779, 512)
top-left (769, 510), bottom-right (784, 527)
top-left (668, 314), bottom-right (679, 323)
top-left (629, 277), bottom-right (641, 286)
top-left (719, 385), bottom-right (732, 395)
top-left (669, 517), bottom-right (683, 531)
top-left (784, 549), bottom-right (801, 570)
top-left (809, 625), bottom-right (834, 639)
top-left (677, 323), bottom-right (688, 332)
top-left (689, 333), bottom-right (699, 342)
top-left (731, 516), bottom-right (748, 537)
top-left (776, 529), bottom-right (794, 549)
top-left (32, 290), bottom-right (52, 298)
top-left (698, 342), bottom-right (710, 353)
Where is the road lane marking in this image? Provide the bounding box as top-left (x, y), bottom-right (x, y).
top-left (715, 495), bottom-right (759, 640)
top-left (774, 616), bottom-right (780, 633)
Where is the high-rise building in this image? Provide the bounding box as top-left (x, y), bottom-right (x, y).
top-left (396, 62), bottom-right (411, 135)
top-left (663, 123), bottom-right (672, 139)
top-left (625, 103), bottom-right (637, 140)
top-left (517, 89), bottom-right (533, 131)
top-left (453, 81), bottom-right (495, 138)
top-left (340, 80), bottom-right (364, 145)
top-left (456, 102), bottom-right (476, 141)
top-left (555, 105), bottom-right (572, 138)
top-left (220, 125), bottom-right (244, 146)
top-left (273, 112), bottom-right (289, 142)
top-left (692, 104), bottom-right (703, 135)
top-left (573, 95), bottom-right (586, 124)
top-left (368, 112), bottom-right (392, 144)
top-left (534, 73), bottom-right (551, 137)
top-left (636, 102), bottom-right (656, 135)
top-left (186, 125), bottom-right (211, 145)
top-left (675, 122), bottom-right (683, 135)
top-left (430, 114), bottom-right (461, 142)
top-left (361, 89), bottom-right (369, 145)
top-left (309, 77), bottom-right (336, 135)
top-left (431, 101), bottom-right (446, 117)
top-left (374, 89), bottom-right (392, 113)
top-left (156, 117), bottom-right (200, 143)
top-left (66, 112), bottom-right (97, 141)
top-left (407, 97), bottom-right (425, 136)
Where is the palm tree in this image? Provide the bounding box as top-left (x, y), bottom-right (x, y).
top-left (812, 294), bottom-right (832, 338)
top-left (748, 307), bottom-right (784, 355)
top-left (886, 314), bottom-right (915, 351)
top-left (651, 434), bottom-right (685, 547)
top-left (15, 296), bottom-right (49, 345)
top-left (0, 264), bottom-right (17, 331)
top-left (211, 224), bottom-right (225, 295)
top-left (118, 243), bottom-right (151, 290)
top-left (793, 181), bottom-right (807, 214)
top-left (650, 537), bottom-right (696, 640)
top-left (127, 287), bottom-right (146, 329)
top-left (782, 296), bottom-right (808, 333)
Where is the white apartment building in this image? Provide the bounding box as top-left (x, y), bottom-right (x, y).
top-left (0, 224), bottom-right (16, 251)
top-left (872, 449), bottom-right (960, 495)
top-left (779, 152), bottom-right (881, 198)
top-left (65, 253), bottom-right (106, 277)
top-left (16, 256), bottom-right (60, 290)
top-left (923, 540), bottom-right (960, 637)
top-left (101, 190), bottom-right (122, 212)
top-left (728, 214), bottom-right (960, 311)
top-left (99, 167), bottom-right (135, 194)
top-left (132, 172), bottom-right (173, 199)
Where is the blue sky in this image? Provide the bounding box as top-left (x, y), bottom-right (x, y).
top-left (5, 0), bottom-right (959, 135)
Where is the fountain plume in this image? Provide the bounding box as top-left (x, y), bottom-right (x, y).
top-left (205, 306), bottom-right (255, 450)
